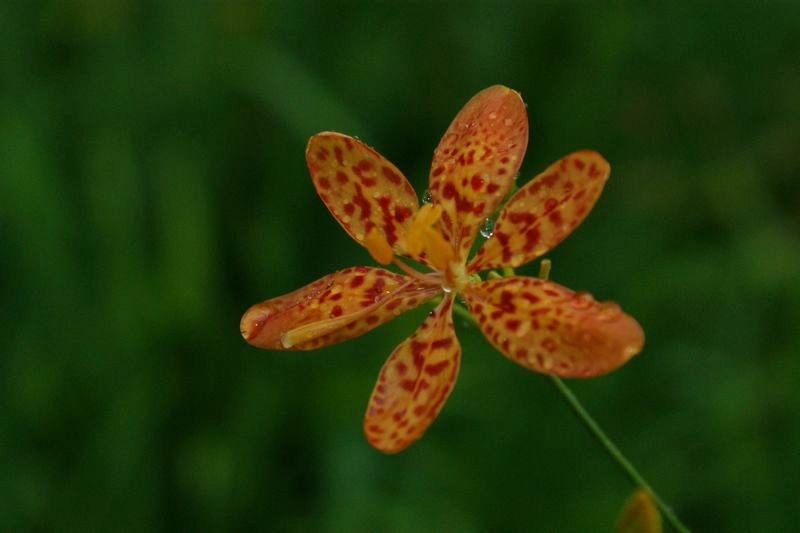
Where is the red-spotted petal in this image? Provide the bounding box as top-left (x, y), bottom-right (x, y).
top-left (364, 295), bottom-right (460, 453)
top-left (463, 277), bottom-right (644, 377)
top-left (469, 151), bottom-right (610, 272)
top-left (306, 132), bottom-right (421, 259)
top-left (240, 267), bottom-right (438, 351)
top-left (429, 85), bottom-right (528, 261)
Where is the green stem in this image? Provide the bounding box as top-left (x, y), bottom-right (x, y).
top-left (449, 260), bottom-right (690, 532)
top-left (451, 300), bottom-right (475, 323)
top-left (548, 375), bottom-right (690, 533)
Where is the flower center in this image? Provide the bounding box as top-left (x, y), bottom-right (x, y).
top-left (363, 202), bottom-right (470, 292)
top-left (404, 204), bottom-right (454, 271)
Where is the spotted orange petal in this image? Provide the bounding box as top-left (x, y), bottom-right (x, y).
top-left (469, 150), bottom-right (610, 272)
top-left (463, 277), bottom-right (643, 377)
top-left (364, 295), bottom-right (461, 453)
top-left (306, 132), bottom-right (421, 260)
top-left (429, 85), bottom-right (528, 261)
top-left (240, 267), bottom-right (438, 351)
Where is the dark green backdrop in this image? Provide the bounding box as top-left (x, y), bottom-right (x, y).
top-left (2, 1), bottom-right (799, 531)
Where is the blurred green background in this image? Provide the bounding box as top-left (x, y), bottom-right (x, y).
top-left (2, 1), bottom-right (799, 531)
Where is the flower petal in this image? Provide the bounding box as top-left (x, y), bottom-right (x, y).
top-left (364, 295), bottom-right (460, 453)
top-left (306, 132), bottom-right (421, 259)
top-left (429, 85), bottom-right (528, 261)
top-left (241, 267), bottom-right (438, 351)
top-left (463, 277), bottom-right (644, 377)
top-left (469, 151), bottom-right (610, 272)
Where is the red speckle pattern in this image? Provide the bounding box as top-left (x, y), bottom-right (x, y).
top-left (306, 133), bottom-right (422, 258)
top-left (429, 86), bottom-right (528, 262)
top-left (240, 267), bottom-right (437, 351)
top-left (463, 277), bottom-right (644, 377)
top-left (469, 150), bottom-right (610, 272)
top-left (364, 296), bottom-right (461, 453)
top-left (241, 85), bottom-right (644, 454)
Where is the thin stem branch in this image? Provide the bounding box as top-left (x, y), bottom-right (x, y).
top-left (451, 299), bottom-right (474, 323)
top-left (548, 375), bottom-right (690, 532)
top-left (449, 260), bottom-right (690, 532)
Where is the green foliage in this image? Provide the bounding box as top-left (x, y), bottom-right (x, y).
top-left (1, 1), bottom-right (799, 531)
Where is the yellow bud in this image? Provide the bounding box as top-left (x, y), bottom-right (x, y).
top-left (615, 489), bottom-right (662, 533)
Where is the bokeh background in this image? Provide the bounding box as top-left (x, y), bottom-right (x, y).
top-left (2, 1), bottom-right (799, 531)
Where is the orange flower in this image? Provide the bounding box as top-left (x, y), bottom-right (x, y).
top-left (240, 86), bottom-right (644, 453)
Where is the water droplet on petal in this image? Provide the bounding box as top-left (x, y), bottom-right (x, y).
top-left (422, 190), bottom-right (432, 204)
top-left (442, 286), bottom-right (453, 294)
top-left (479, 218), bottom-right (494, 238)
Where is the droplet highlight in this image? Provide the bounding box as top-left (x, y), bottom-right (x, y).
top-left (479, 218), bottom-right (494, 238)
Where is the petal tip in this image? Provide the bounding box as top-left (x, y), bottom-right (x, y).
top-left (305, 131), bottom-right (345, 153)
top-left (364, 430), bottom-right (409, 454)
top-left (483, 84), bottom-right (519, 97)
top-left (622, 322), bottom-right (646, 361)
top-left (239, 306), bottom-right (269, 344)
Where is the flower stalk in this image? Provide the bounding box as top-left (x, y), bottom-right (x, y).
top-left (548, 375), bottom-right (689, 532)
top-left (448, 259), bottom-right (689, 532)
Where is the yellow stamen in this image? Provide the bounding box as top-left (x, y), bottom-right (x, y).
top-left (406, 206), bottom-right (428, 255)
top-left (404, 203), bottom-right (454, 271)
top-left (423, 227), bottom-right (454, 271)
top-left (364, 226), bottom-right (394, 265)
top-left (393, 258), bottom-right (441, 285)
top-left (446, 260), bottom-right (470, 291)
top-left (281, 277), bottom-right (423, 348)
top-left (538, 259), bottom-right (552, 281)
top-left (281, 314), bottom-right (355, 348)
top-left (421, 203), bottom-right (443, 225)
top-left (406, 204), bottom-right (443, 254)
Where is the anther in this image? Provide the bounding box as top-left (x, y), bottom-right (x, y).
top-left (404, 203), bottom-right (454, 271)
top-left (423, 227), bottom-right (454, 271)
top-left (364, 227), bottom-right (394, 265)
top-left (538, 259), bottom-right (552, 281)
